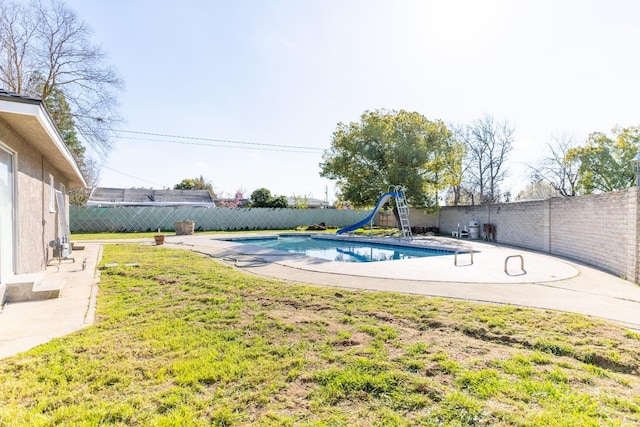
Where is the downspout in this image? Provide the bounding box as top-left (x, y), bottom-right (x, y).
top-left (42, 154), bottom-right (47, 267)
top-left (547, 198), bottom-right (552, 254)
top-left (633, 188), bottom-right (640, 283)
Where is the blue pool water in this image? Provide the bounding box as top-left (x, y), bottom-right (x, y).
top-left (231, 236), bottom-right (453, 263)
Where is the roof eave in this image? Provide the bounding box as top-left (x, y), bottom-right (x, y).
top-left (0, 95), bottom-right (87, 188)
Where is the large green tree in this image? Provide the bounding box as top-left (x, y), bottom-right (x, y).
top-left (567, 126), bottom-right (640, 194)
top-left (44, 87), bottom-right (100, 205)
top-left (174, 176), bottom-right (216, 196)
top-left (320, 109), bottom-right (462, 210)
top-left (250, 188), bottom-right (288, 208)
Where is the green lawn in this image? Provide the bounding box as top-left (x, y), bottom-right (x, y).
top-left (1, 244), bottom-right (639, 425)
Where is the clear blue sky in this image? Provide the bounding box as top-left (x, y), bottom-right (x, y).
top-left (65, 0), bottom-right (640, 203)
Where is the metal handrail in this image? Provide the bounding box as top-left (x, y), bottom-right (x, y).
top-left (504, 255), bottom-right (525, 274)
top-left (454, 249), bottom-right (473, 266)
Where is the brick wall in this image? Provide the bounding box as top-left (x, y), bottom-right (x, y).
top-left (548, 191), bottom-right (636, 280)
top-left (411, 188), bottom-right (640, 282)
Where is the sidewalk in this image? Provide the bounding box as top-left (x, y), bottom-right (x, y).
top-left (0, 243), bottom-right (101, 360)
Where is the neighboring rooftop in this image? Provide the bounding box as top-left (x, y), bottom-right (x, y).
top-left (286, 196), bottom-right (330, 209)
top-left (0, 89), bottom-right (41, 103)
top-left (87, 187), bottom-right (215, 207)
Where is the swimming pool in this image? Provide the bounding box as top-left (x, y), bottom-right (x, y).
top-left (231, 235), bottom-right (454, 263)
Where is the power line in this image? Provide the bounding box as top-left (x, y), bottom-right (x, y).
top-left (100, 164), bottom-right (166, 187)
top-left (110, 129), bottom-right (325, 153)
top-left (113, 135), bottom-right (322, 154)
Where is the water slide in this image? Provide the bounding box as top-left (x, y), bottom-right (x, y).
top-left (336, 192), bottom-right (400, 235)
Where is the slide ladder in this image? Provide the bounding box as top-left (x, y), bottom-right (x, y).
top-left (393, 186), bottom-right (412, 239)
top-left (336, 185), bottom-right (413, 239)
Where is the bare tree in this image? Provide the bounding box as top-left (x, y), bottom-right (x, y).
top-left (0, 0), bottom-right (123, 157)
top-left (0, 1), bottom-right (38, 93)
top-left (516, 180), bottom-right (559, 201)
top-left (529, 135), bottom-right (579, 197)
top-left (69, 156), bottom-right (100, 205)
top-left (459, 115), bottom-right (514, 204)
top-left (444, 158), bottom-right (478, 206)
top-left (443, 183), bottom-right (478, 206)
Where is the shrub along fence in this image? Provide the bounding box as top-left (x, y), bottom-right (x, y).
top-left (70, 206), bottom-right (371, 233)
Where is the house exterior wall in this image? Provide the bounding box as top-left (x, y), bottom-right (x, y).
top-left (410, 188), bottom-right (640, 282)
top-left (0, 118), bottom-right (70, 275)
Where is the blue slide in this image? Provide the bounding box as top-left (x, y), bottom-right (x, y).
top-left (336, 192), bottom-right (400, 235)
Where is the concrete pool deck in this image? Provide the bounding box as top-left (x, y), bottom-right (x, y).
top-left (1, 233), bottom-right (640, 360)
top-left (203, 233), bottom-right (580, 284)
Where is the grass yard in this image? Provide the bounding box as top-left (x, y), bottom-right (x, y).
top-left (1, 244), bottom-right (640, 426)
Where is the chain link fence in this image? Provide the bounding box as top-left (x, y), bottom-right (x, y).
top-left (70, 206), bottom-right (372, 232)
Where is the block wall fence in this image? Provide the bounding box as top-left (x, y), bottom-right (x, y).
top-left (409, 187), bottom-right (640, 283)
top-left (71, 188), bottom-right (640, 283)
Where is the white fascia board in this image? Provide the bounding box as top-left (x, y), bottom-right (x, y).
top-left (0, 98), bottom-right (87, 187)
top-left (0, 97), bottom-right (40, 115)
top-left (35, 103), bottom-right (86, 187)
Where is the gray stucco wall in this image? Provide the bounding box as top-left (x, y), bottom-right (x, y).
top-left (0, 118), bottom-right (71, 275)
